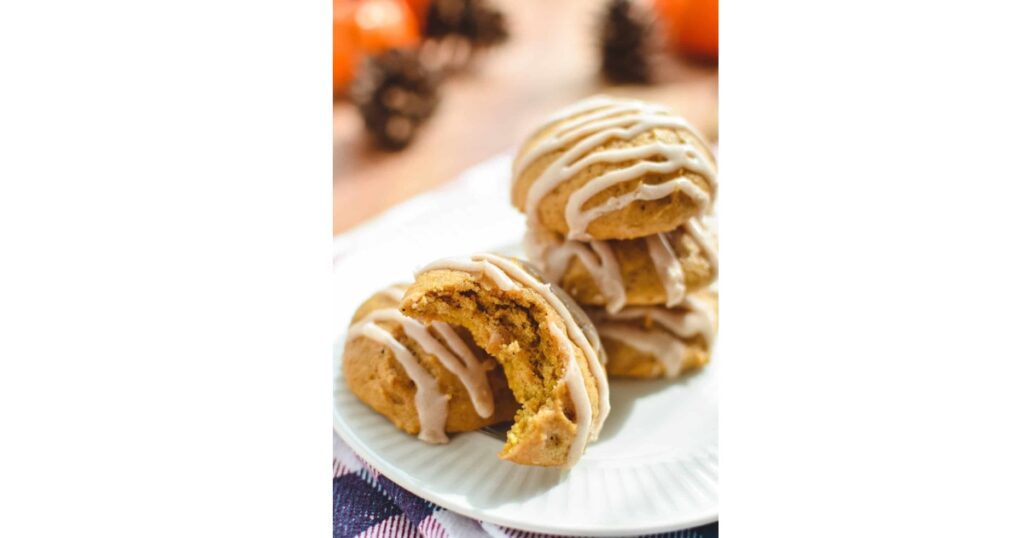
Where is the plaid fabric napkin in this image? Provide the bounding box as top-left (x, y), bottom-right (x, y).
top-left (333, 433), bottom-right (718, 538)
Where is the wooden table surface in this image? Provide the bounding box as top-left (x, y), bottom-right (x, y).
top-left (333, 0), bottom-right (718, 235)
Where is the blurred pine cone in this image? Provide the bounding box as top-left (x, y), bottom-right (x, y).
top-left (424, 0), bottom-right (509, 47)
top-left (600, 0), bottom-right (654, 83)
top-left (350, 49), bottom-right (440, 150)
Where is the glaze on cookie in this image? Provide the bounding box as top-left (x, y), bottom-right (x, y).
top-left (525, 215), bottom-right (717, 312)
top-left (589, 290), bottom-right (717, 379)
top-left (402, 254), bottom-right (609, 467)
top-left (343, 285), bottom-right (518, 443)
top-left (511, 95), bottom-right (717, 241)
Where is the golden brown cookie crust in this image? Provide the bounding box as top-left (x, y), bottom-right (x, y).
top-left (590, 290), bottom-right (718, 379)
top-left (511, 98), bottom-right (716, 241)
top-left (343, 288), bottom-right (518, 438)
top-left (531, 224), bottom-right (717, 309)
top-left (601, 336), bottom-right (710, 379)
top-left (401, 257), bottom-right (605, 467)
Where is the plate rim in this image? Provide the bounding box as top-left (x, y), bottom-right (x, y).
top-left (333, 349), bottom-right (718, 536)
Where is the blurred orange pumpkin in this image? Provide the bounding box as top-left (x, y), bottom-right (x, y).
top-left (403, 0), bottom-right (432, 26)
top-left (334, 0), bottom-right (421, 93)
top-left (655, 0), bottom-right (718, 60)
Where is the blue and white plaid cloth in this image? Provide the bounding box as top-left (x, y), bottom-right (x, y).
top-left (333, 433), bottom-right (717, 538)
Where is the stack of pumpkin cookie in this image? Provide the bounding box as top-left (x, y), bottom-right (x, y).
top-left (512, 95), bottom-right (719, 379)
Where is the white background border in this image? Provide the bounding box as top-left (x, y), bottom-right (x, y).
top-left (2, 0), bottom-right (1023, 536)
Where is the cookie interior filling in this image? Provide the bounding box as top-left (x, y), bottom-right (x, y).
top-left (403, 278), bottom-right (575, 464)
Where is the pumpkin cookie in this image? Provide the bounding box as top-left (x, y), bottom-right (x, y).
top-left (511, 95), bottom-right (717, 241)
top-left (402, 254), bottom-right (609, 468)
top-left (524, 215), bottom-right (717, 312)
top-left (343, 284), bottom-right (518, 444)
top-left (589, 290), bottom-right (717, 379)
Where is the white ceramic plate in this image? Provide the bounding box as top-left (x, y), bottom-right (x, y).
top-left (333, 155), bottom-right (718, 536)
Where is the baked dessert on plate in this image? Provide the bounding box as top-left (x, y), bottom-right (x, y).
top-left (403, 253), bottom-right (609, 467)
top-left (524, 215), bottom-right (717, 312)
top-left (332, 153), bottom-right (718, 535)
top-left (511, 95), bottom-right (717, 241)
top-left (516, 94), bottom-right (720, 382)
top-left (343, 283), bottom-right (518, 443)
top-left (342, 254), bottom-right (610, 467)
top-left (334, 95), bottom-right (719, 534)
top-left (588, 289), bottom-right (718, 379)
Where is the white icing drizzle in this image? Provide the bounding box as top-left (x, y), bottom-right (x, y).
top-left (427, 257), bottom-right (519, 291)
top-left (514, 95), bottom-right (620, 151)
top-left (599, 323), bottom-right (689, 377)
top-left (524, 229), bottom-right (626, 313)
top-left (379, 284), bottom-right (408, 302)
top-left (350, 322), bottom-right (450, 443)
top-left (683, 216), bottom-right (718, 270)
top-left (645, 233), bottom-right (687, 307)
top-left (680, 294), bottom-right (717, 346)
top-left (417, 254), bottom-right (610, 464)
top-left (348, 291), bottom-right (499, 443)
top-left (431, 321), bottom-right (497, 417)
top-left (515, 95), bottom-right (717, 240)
top-left (548, 319), bottom-right (592, 467)
top-left (525, 218), bottom-right (718, 313)
top-left (596, 295), bottom-right (717, 377)
top-left (356, 308), bottom-right (495, 418)
top-left (605, 297), bottom-right (716, 346)
top-left (588, 241), bottom-right (625, 311)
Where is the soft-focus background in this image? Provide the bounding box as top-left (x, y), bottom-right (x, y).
top-left (334, 0), bottom-right (718, 234)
